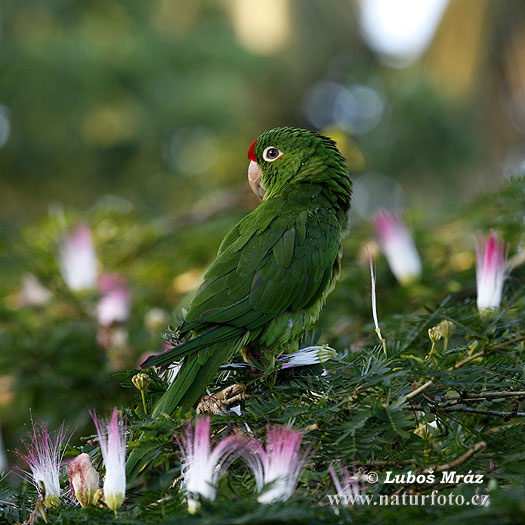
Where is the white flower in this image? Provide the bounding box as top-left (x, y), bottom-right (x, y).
top-left (96, 274), bottom-right (131, 327)
top-left (279, 345), bottom-right (337, 369)
top-left (243, 425), bottom-right (307, 504)
top-left (476, 230), bottom-right (508, 313)
top-left (17, 420), bottom-right (68, 508)
top-left (59, 224), bottom-right (97, 291)
top-left (164, 362), bottom-right (182, 384)
top-left (16, 274), bottom-right (52, 307)
top-left (374, 210), bottom-right (422, 285)
top-left (90, 408), bottom-right (126, 515)
top-left (177, 417), bottom-right (240, 513)
top-left (367, 247), bottom-right (387, 353)
top-left (68, 453), bottom-right (100, 508)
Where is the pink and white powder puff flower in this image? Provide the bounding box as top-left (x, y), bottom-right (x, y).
top-left (17, 420), bottom-right (69, 509)
top-left (177, 416), bottom-right (241, 514)
top-left (90, 408), bottom-right (126, 516)
top-left (475, 230), bottom-right (508, 313)
top-left (243, 425), bottom-right (308, 504)
top-left (373, 210), bottom-right (422, 285)
top-left (59, 224), bottom-right (97, 292)
top-left (328, 463), bottom-right (366, 508)
top-left (68, 453), bottom-right (100, 508)
top-left (279, 345), bottom-right (337, 369)
top-left (96, 274), bottom-right (131, 327)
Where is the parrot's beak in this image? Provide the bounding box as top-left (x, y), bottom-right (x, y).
top-left (248, 161), bottom-right (265, 200)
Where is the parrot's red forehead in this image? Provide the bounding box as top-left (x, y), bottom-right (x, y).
top-left (247, 140), bottom-right (257, 162)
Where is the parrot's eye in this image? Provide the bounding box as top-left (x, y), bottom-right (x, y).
top-left (262, 146), bottom-right (282, 162)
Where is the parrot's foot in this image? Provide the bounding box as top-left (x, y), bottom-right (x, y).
top-left (196, 383), bottom-right (249, 415)
top-left (241, 346), bottom-right (264, 364)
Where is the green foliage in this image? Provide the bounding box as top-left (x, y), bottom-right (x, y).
top-left (1, 179), bottom-right (523, 523)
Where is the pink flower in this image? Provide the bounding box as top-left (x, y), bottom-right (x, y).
top-left (17, 420), bottom-right (68, 508)
top-left (96, 274), bottom-right (131, 327)
top-left (68, 453), bottom-right (100, 508)
top-left (243, 425), bottom-right (308, 504)
top-left (476, 231), bottom-right (508, 312)
top-left (373, 210), bottom-right (422, 285)
top-left (328, 463), bottom-right (366, 506)
top-left (59, 224), bottom-right (97, 291)
top-left (90, 408), bottom-right (126, 515)
top-left (177, 417), bottom-right (240, 513)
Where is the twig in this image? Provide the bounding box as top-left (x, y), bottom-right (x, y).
top-left (23, 497), bottom-right (47, 524)
top-left (403, 338), bottom-right (524, 403)
top-left (437, 406), bottom-right (525, 418)
top-left (490, 336), bottom-right (525, 350)
top-left (348, 459), bottom-right (415, 467)
top-left (388, 441), bottom-right (488, 499)
top-left (424, 441), bottom-right (487, 473)
top-left (407, 403), bottom-right (525, 418)
top-left (437, 391), bottom-right (525, 401)
top-left (404, 351), bottom-right (484, 400)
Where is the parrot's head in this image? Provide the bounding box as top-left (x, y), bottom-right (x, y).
top-left (247, 127), bottom-right (351, 214)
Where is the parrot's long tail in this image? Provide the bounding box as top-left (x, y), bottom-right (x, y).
top-left (126, 333), bottom-right (248, 480)
top-left (152, 340), bottom-right (242, 417)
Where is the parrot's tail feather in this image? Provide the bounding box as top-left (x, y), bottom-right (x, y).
top-left (141, 325), bottom-right (245, 369)
top-left (152, 333), bottom-right (249, 416)
top-left (127, 334), bottom-right (248, 481)
top-left (151, 354), bottom-right (201, 416)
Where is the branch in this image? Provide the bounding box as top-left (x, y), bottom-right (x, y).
top-left (404, 351), bottom-right (484, 400)
top-left (348, 459), bottom-right (415, 467)
top-left (437, 390), bottom-right (525, 401)
top-left (490, 336), bottom-right (525, 350)
top-left (424, 441), bottom-right (487, 473)
top-left (437, 405), bottom-right (525, 418)
top-left (388, 441), bottom-right (488, 498)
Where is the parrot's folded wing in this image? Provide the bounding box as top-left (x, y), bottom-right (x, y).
top-left (143, 196), bottom-right (340, 370)
top-left (187, 200), bottom-right (341, 330)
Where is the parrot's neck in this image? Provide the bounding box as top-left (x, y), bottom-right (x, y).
top-left (281, 181), bottom-right (351, 228)
top-left (289, 159), bottom-right (351, 219)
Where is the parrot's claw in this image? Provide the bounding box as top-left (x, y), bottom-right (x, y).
top-left (196, 383), bottom-right (249, 415)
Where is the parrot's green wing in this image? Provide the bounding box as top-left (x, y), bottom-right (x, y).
top-left (142, 194), bottom-right (341, 368)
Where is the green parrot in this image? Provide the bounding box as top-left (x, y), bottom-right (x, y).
top-left (128, 127), bottom-right (351, 477)
top-left (142, 127), bottom-right (352, 417)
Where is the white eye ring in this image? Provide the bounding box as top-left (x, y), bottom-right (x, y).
top-left (262, 146), bottom-right (282, 162)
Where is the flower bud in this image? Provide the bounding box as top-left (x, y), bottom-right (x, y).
top-left (436, 319), bottom-right (455, 339)
top-left (428, 327), bottom-right (442, 344)
top-left (132, 373), bottom-right (151, 392)
top-left (68, 453), bottom-right (100, 508)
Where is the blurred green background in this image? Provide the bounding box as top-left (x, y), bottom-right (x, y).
top-left (0, 0), bottom-right (524, 475)
top-left (1, 0), bottom-right (524, 227)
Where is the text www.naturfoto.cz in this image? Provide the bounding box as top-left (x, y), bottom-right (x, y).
top-left (327, 491), bottom-right (490, 507)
